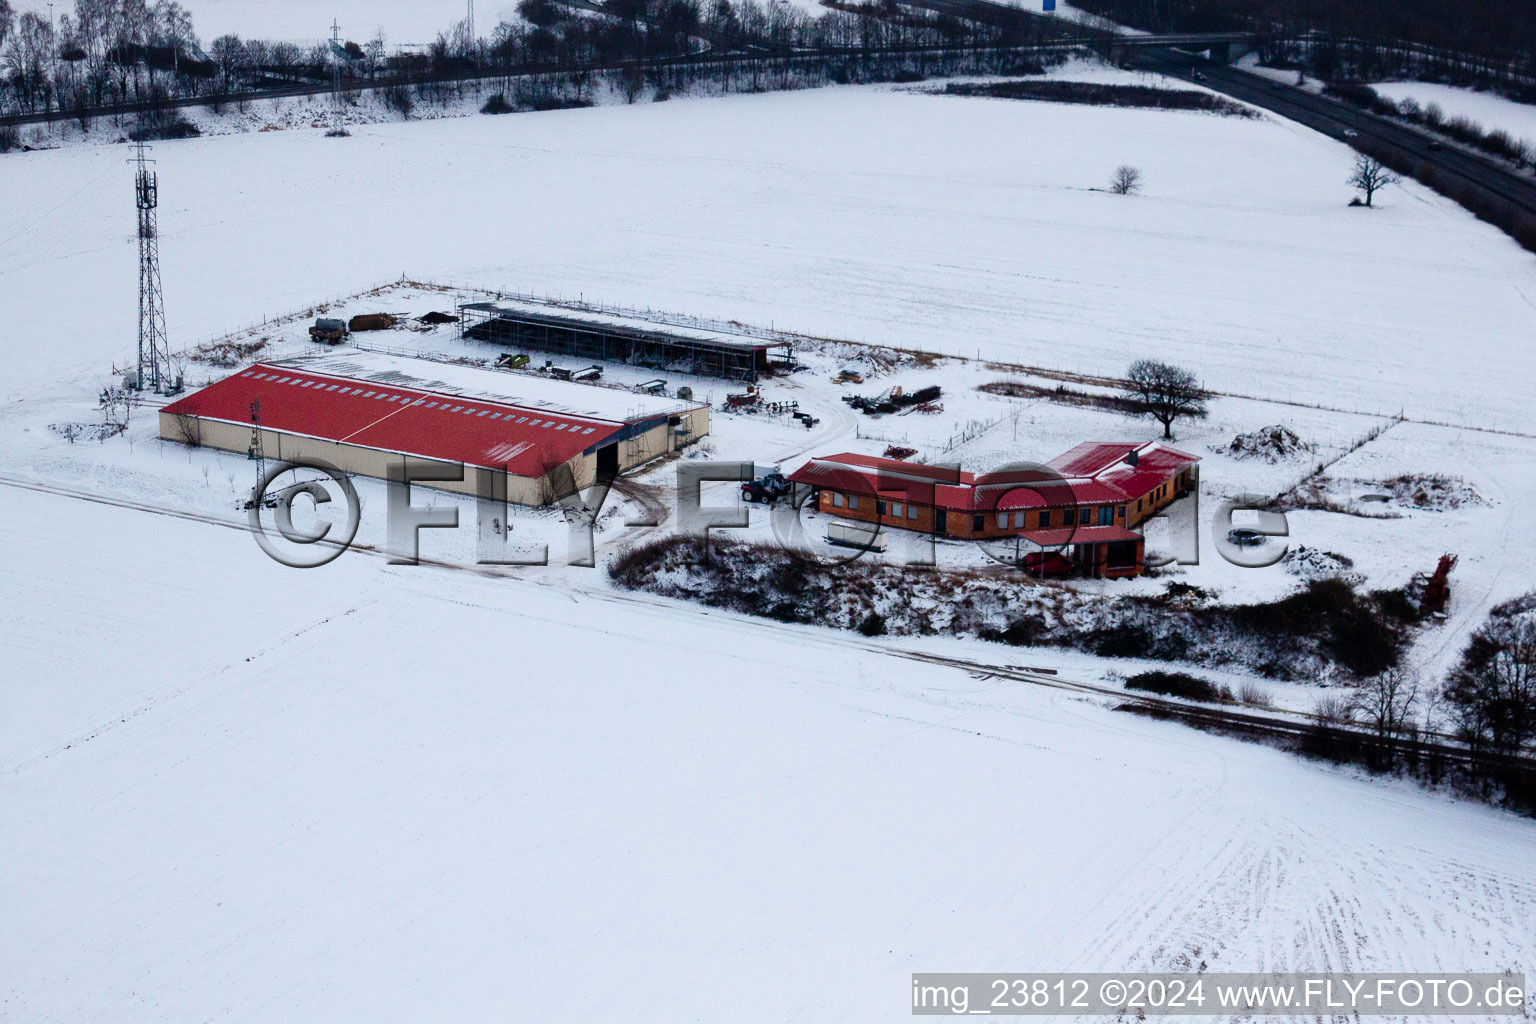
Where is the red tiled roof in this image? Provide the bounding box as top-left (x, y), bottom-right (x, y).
top-left (789, 444), bottom-right (1198, 511)
top-left (162, 363), bottom-right (626, 477)
top-left (1019, 524), bottom-right (1144, 546)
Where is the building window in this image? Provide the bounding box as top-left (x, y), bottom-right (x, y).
top-left (907, 505), bottom-right (918, 520)
top-left (831, 493), bottom-right (845, 508)
top-left (876, 500), bottom-right (886, 516)
top-left (972, 514), bottom-right (985, 532)
top-left (1098, 506), bottom-right (1113, 526)
top-left (891, 502), bottom-right (903, 518)
top-left (1039, 510), bottom-right (1051, 528)
top-left (1079, 507), bottom-right (1091, 525)
top-left (1117, 505), bottom-right (1127, 519)
top-left (1013, 511), bottom-right (1026, 528)
top-left (848, 495), bottom-right (859, 511)
top-left (997, 512), bottom-right (1008, 529)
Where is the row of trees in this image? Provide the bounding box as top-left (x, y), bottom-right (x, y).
top-left (1, 0), bottom-right (203, 114)
top-left (1070, 0), bottom-right (1536, 95)
top-left (1, 0), bottom-right (1081, 120)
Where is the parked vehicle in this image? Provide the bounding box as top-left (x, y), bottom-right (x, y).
top-left (741, 472), bottom-right (790, 504)
top-left (309, 317), bottom-right (348, 343)
top-left (495, 353), bottom-right (530, 369)
top-left (1022, 551), bottom-right (1073, 577)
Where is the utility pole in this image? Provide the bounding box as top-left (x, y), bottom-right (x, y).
top-left (131, 141), bottom-right (176, 395)
top-left (466, 0), bottom-right (475, 59)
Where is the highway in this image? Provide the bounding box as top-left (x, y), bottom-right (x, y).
top-left (1132, 46), bottom-right (1536, 222)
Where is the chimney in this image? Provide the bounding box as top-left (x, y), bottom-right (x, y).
top-left (1126, 449), bottom-right (1139, 466)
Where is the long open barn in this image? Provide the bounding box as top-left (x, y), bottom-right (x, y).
top-left (159, 351), bottom-right (710, 503)
top-left (459, 299), bottom-right (794, 383)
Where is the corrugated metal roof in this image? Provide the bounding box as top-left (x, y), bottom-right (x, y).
top-left (162, 362), bottom-right (637, 477)
top-left (462, 300), bottom-right (794, 353)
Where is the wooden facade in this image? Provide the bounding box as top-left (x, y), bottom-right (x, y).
top-left (789, 443), bottom-right (1199, 579)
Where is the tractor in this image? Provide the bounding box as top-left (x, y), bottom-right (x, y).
top-left (740, 471), bottom-right (790, 504)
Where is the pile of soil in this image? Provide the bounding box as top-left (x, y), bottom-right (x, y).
top-left (1224, 424), bottom-right (1312, 462)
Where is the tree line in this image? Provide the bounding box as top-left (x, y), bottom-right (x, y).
top-left (1071, 0), bottom-right (1536, 94)
top-left (0, 0), bottom-right (1078, 123)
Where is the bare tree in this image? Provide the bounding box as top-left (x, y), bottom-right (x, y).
top-left (1348, 154), bottom-right (1399, 207)
top-left (0, 0), bottom-right (13, 56)
top-left (1109, 164), bottom-right (1142, 195)
top-left (1121, 359), bottom-right (1209, 439)
top-left (210, 33), bottom-right (243, 92)
top-left (170, 411), bottom-right (201, 447)
top-left (99, 385), bottom-right (132, 427)
top-left (1445, 613), bottom-right (1536, 757)
top-left (1351, 666), bottom-right (1421, 747)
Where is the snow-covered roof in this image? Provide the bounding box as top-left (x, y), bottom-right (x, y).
top-left (463, 299), bottom-right (794, 353)
top-left (271, 349), bottom-right (703, 423)
top-left (789, 442), bottom-right (1199, 510)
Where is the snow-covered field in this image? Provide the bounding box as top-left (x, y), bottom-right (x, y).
top-left (5, 82), bottom-right (1533, 432)
top-left (4, 485), bottom-right (1535, 1021)
top-left (1372, 81), bottom-right (1536, 150)
top-left (3, 74), bottom-right (1536, 1021)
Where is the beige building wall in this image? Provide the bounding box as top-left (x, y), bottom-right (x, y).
top-left (159, 403), bottom-right (712, 507)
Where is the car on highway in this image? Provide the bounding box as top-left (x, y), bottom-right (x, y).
top-left (1227, 528), bottom-right (1266, 547)
top-left (1429, 140), bottom-right (1444, 151)
top-left (1342, 128), bottom-right (1359, 138)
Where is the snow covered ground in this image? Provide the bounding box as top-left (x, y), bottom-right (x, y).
top-left (5, 81), bottom-right (1533, 433)
top-left (1372, 81), bottom-right (1536, 150)
top-left (4, 484), bottom-right (1535, 1022)
top-left (3, 72), bottom-right (1536, 1020)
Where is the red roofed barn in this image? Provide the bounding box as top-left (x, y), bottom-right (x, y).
top-left (160, 351), bottom-right (710, 504)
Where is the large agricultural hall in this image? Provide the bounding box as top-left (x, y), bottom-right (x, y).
top-left (159, 351), bottom-right (710, 504)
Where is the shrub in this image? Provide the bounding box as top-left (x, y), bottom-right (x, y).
top-left (481, 93), bottom-right (514, 114)
top-left (0, 125), bottom-right (19, 153)
top-left (989, 614), bottom-right (1050, 647)
top-left (1312, 695), bottom-right (1352, 723)
top-left (1238, 681), bottom-right (1274, 707)
top-left (129, 112), bottom-right (201, 141)
top-left (1125, 671), bottom-right (1222, 703)
top-left (857, 612), bottom-right (887, 636)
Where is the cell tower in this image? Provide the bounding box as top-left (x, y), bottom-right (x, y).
top-left (330, 17), bottom-right (343, 109)
top-left (132, 141), bottom-right (175, 394)
top-left (466, 0), bottom-right (475, 57)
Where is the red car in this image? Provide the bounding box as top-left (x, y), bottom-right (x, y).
top-left (1022, 551), bottom-right (1073, 577)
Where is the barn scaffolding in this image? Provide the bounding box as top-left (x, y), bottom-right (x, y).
top-left (458, 300), bottom-right (795, 384)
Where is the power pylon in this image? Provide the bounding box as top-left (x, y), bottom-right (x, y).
top-left (132, 141), bottom-right (175, 394)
